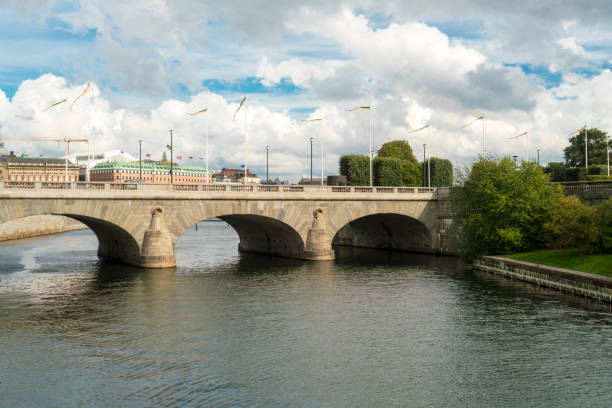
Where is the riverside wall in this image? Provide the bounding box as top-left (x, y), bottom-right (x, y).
top-left (0, 215), bottom-right (86, 242)
top-left (473, 256), bottom-right (612, 303)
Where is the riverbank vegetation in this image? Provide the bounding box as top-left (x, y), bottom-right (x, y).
top-left (504, 249), bottom-right (612, 277)
top-left (453, 156), bottom-right (612, 262)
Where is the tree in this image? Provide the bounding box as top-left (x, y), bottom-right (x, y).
top-left (452, 157), bottom-right (562, 259)
top-left (544, 162), bottom-right (566, 182)
top-left (377, 140), bottom-right (422, 186)
top-left (339, 154), bottom-right (370, 186)
top-left (427, 157), bottom-right (453, 187)
top-left (374, 157), bottom-right (402, 186)
top-left (543, 195), bottom-right (597, 250)
top-left (595, 198), bottom-right (612, 253)
top-left (564, 127), bottom-right (611, 168)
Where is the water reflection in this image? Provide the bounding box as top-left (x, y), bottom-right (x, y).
top-left (0, 222), bottom-right (611, 407)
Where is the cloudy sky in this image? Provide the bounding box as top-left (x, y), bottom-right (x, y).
top-left (2, 1), bottom-right (612, 181)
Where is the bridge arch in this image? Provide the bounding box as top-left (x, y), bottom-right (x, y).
top-left (178, 215), bottom-right (306, 259)
top-left (331, 213), bottom-right (435, 254)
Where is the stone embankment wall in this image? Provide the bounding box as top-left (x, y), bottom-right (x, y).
top-left (473, 256), bottom-right (612, 303)
top-left (0, 215), bottom-right (86, 242)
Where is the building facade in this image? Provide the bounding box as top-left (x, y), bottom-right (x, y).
top-left (68, 149), bottom-right (138, 181)
top-left (0, 156), bottom-right (80, 182)
top-left (91, 160), bottom-right (211, 183)
top-left (212, 168), bottom-right (261, 184)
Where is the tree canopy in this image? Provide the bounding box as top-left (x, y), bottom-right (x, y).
top-left (377, 140), bottom-right (422, 186)
top-left (564, 127), bottom-right (610, 168)
top-left (452, 157), bottom-right (561, 259)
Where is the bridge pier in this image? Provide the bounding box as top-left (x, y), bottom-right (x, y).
top-left (303, 208), bottom-right (335, 261)
top-left (137, 206), bottom-right (176, 268)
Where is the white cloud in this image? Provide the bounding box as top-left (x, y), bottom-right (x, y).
top-left (557, 37), bottom-right (585, 55)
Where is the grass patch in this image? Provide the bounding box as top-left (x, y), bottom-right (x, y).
top-left (503, 248), bottom-right (612, 278)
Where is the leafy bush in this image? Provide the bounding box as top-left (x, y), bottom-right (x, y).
top-left (339, 154), bottom-right (370, 186)
top-left (427, 157), bottom-right (453, 187)
top-left (452, 157), bottom-right (562, 259)
top-left (595, 198), bottom-right (612, 253)
top-left (587, 164), bottom-right (608, 175)
top-left (565, 167), bottom-right (587, 181)
top-left (373, 157), bottom-right (402, 186)
top-left (544, 162), bottom-right (566, 182)
top-left (586, 175), bottom-right (612, 181)
top-left (543, 195), bottom-right (597, 250)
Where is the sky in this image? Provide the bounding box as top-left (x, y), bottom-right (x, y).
top-left (2, 0), bottom-right (612, 181)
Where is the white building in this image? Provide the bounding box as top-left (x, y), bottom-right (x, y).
top-left (67, 150), bottom-right (137, 181)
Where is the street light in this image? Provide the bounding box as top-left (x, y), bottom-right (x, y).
top-left (412, 125), bottom-right (430, 187)
top-left (265, 145), bottom-right (270, 184)
top-left (138, 140), bottom-right (142, 181)
top-left (461, 116), bottom-right (485, 157)
top-left (309, 137), bottom-right (314, 184)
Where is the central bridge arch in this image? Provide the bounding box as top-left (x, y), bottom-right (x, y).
top-left (332, 213), bottom-right (434, 253)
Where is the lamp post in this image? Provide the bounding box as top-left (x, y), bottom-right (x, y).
top-left (265, 145), bottom-right (270, 184)
top-left (310, 137), bottom-right (314, 184)
top-left (138, 139), bottom-right (142, 181)
top-left (169, 130), bottom-right (173, 184)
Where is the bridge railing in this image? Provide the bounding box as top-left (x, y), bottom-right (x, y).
top-left (0, 180), bottom-right (445, 197)
top-left (559, 181), bottom-right (612, 191)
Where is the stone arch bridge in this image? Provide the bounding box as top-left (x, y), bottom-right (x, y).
top-left (0, 181), bottom-right (455, 268)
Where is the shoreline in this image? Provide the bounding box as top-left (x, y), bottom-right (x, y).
top-left (473, 256), bottom-right (612, 303)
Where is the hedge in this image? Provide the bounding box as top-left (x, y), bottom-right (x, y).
top-left (339, 154), bottom-right (370, 186)
top-left (373, 157), bottom-right (402, 186)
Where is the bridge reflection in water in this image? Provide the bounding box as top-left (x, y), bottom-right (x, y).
top-left (0, 181), bottom-right (455, 268)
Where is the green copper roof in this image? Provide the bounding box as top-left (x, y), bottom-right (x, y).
top-left (92, 160), bottom-right (209, 173)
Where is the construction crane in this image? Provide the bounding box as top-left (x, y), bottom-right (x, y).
top-left (0, 136), bottom-right (89, 182)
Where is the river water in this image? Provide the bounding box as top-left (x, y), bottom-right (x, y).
top-left (0, 220), bottom-right (611, 407)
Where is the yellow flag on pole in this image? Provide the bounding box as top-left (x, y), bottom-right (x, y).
top-left (42, 98), bottom-right (67, 112)
top-left (71, 83), bottom-right (91, 110)
top-left (461, 116), bottom-right (484, 128)
top-left (187, 107), bottom-right (208, 116)
top-left (234, 96), bottom-right (246, 119)
top-left (345, 106), bottom-right (371, 111)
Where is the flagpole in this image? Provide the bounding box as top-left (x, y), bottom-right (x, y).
top-left (65, 100), bottom-right (69, 182)
top-left (244, 102), bottom-right (247, 183)
top-left (482, 117), bottom-right (485, 157)
top-left (321, 130), bottom-right (324, 186)
top-left (369, 104), bottom-right (372, 187)
top-left (87, 84), bottom-right (92, 182)
top-left (585, 123), bottom-right (588, 172)
top-left (206, 112), bottom-right (209, 183)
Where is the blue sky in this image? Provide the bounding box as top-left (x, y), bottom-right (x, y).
top-left (2, 1), bottom-right (612, 179)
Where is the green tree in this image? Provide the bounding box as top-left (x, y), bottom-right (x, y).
top-left (373, 157), bottom-right (402, 186)
top-left (377, 140), bottom-right (422, 186)
top-left (544, 162), bottom-right (566, 182)
top-left (452, 157), bottom-right (562, 259)
top-left (543, 195), bottom-right (597, 250)
top-left (595, 198), bottom-right (612, 253)
top-left (427, 157), bottom-right (453, 187)
top-left (564, 127), bottom-right (611, 168)
top-left (339, 154), bottom-right (370, 186)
